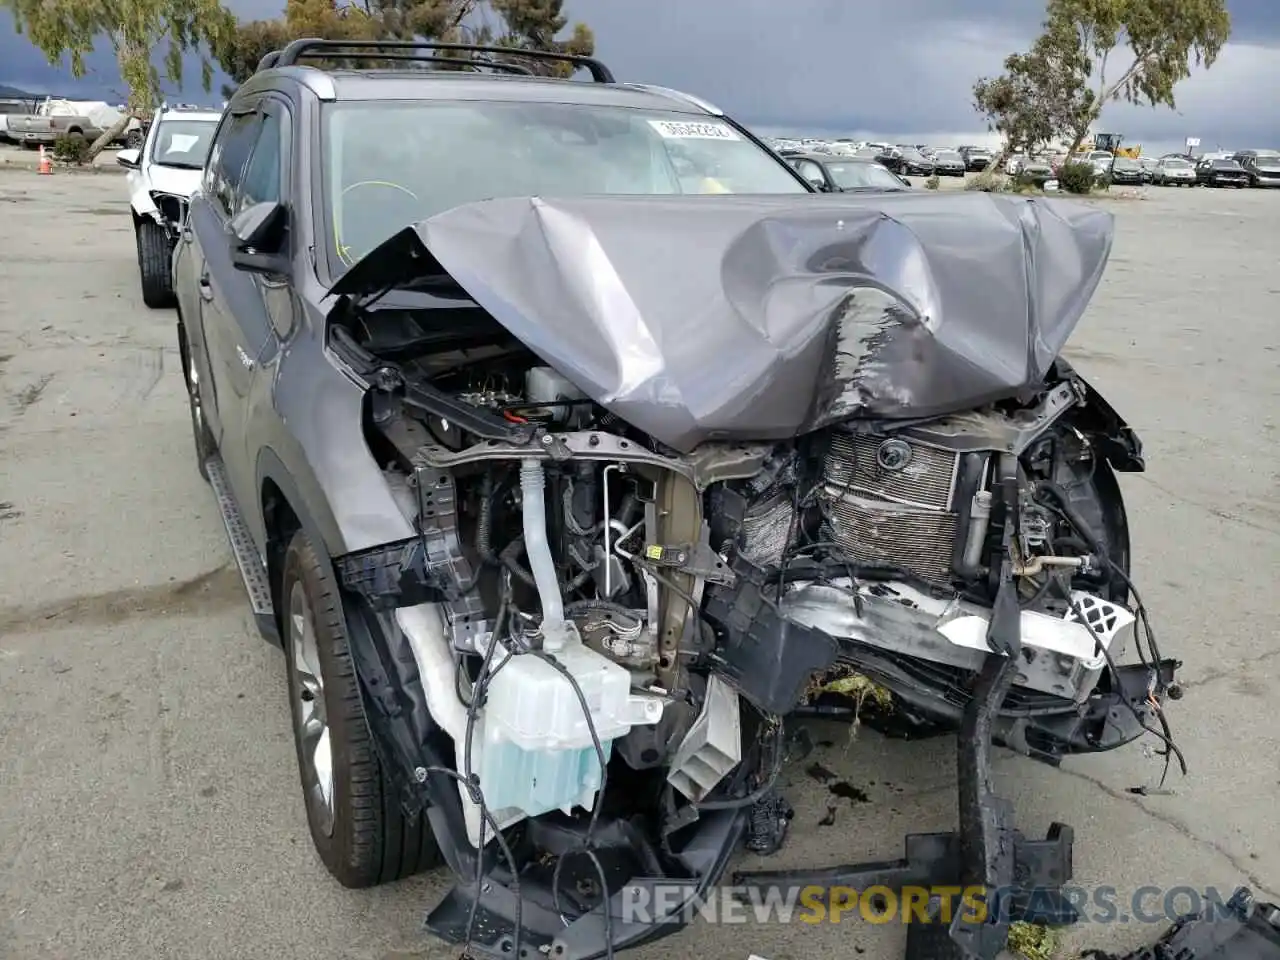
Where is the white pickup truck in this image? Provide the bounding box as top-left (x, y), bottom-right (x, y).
top-left (5, 98), bottom-right (144, 148)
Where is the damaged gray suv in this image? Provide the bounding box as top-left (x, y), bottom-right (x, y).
top-left (173, 38), bottom-right (1181, 960)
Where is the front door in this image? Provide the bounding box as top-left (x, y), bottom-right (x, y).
top-left (189, 103), bottom-right (281, 515)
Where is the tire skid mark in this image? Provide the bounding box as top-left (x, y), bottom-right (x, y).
top-left (0, 564), bottom-right (247, 635)
top-left (11, 372), bottom-right (54, 413)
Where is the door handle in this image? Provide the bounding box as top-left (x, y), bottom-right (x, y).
top-left (198, 271), bottom-right (213, 302)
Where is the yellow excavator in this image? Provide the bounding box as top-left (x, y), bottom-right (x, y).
top-left (1092, 133), bottom-right (1142, 158)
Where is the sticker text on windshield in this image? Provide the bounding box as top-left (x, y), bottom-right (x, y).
top-left (647, 120), bottom-right (741, 141)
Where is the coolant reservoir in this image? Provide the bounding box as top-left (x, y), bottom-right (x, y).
top-left (478, 640), bottom-right (662, 818)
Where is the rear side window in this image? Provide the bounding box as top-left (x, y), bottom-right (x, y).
top-left (205, 111), bottom-right (260, 217)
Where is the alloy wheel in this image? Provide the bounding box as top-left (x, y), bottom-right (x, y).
top-left (289, 580), bottom-right (335, 837)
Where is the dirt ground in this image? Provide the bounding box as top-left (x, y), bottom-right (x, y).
top-left (0, 170), bottom-right (1277, 960)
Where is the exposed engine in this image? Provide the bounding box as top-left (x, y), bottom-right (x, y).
top-left (332, 302), bottom-right (1152, 849)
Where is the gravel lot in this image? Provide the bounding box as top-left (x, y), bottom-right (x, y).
top-left (1, 170), bottom-right (1277, 960)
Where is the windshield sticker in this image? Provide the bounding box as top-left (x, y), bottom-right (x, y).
top-left (647, 119), bottom-right (740, 141)
top-left (168, 134), bottom-right (199, 152)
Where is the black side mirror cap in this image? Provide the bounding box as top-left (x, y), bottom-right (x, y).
top-left (230, 200), bottom-right (284, 248)
top-left (232, 249), bottom-right (288, 274)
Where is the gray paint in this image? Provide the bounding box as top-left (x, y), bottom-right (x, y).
top-left (334, 192), bottom-right (1113, 453)
top-left (175, 74), bottom-right (417, 558)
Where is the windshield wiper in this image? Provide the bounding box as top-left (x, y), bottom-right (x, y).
top-left (158, 161), bottom-right (204, 170)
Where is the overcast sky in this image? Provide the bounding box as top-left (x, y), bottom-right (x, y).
top-left (2, 0), bottom-right (1276, 154)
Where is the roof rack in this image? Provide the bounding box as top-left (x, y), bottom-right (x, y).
top-left (259, 38), bottom-right (615, 83)
top-left (255, 48), bottom-right (533, 76)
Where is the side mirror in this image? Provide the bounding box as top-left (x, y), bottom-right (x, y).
top-left (229, 200), bottom-right (287, 274)
top-left (116, 148), bottom-right (140, 169)
top-left (805, 175), bottom-right (827, 190)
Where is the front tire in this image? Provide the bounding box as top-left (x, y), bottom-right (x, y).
top-left (281, 531), bottom-right (441, 888)
top-left (137, 220), bottom-right (175, 308)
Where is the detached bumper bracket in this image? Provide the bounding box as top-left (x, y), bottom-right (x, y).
top-left (734, 648), bottom-right (1078, 960)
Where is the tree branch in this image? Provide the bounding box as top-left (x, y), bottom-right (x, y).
top-left (1103, 55), bottom-right (1148, 100)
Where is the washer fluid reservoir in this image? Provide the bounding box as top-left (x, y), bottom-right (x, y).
top-left (477, 638), bottom-right (663, 820)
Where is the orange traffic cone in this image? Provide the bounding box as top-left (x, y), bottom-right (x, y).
top-left (37, 145), bottom-right (52, 175)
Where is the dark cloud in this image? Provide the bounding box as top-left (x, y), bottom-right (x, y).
top-left (2, 0), bottom-right (1276, 148)
top-left (564, 0), bottom-right (1279, 146)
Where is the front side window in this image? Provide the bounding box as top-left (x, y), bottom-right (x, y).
top-left (321, 100), bottom-right (806, 270)
top-left (206, 111), bottom-right (260, 216)
top-left (240, 112), bottom-right (283, 210)
top-left (150, 118), bottom-right (218, 169)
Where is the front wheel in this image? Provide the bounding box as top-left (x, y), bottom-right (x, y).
top-left (281, 531), bottom-right (442, 888)
top-left (136, 220), bottom-right (175, 308)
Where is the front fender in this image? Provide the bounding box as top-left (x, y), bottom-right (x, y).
top-left (1053, 356), bottom-right (1145, 472)
top-left (256, 446), bottom-right (346, 572)
top-left (267, 316), bottom-right (418, 555)
top-left (129, 197), bottom-right (164, 226)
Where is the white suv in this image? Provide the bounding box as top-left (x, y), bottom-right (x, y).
top-left (116, 105), bottom-right (223, 308)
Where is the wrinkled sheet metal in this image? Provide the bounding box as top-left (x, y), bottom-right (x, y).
top-left (332, 193), bottom-right (1114, 453)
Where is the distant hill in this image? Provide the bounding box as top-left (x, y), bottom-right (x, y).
top-left (0, 84), bottom-right (39, 99)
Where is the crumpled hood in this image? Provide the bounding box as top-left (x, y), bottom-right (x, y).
top-left (145, 164), bottom-right (202, 198)
top-left (332, 192), bottom-right (1113, 453)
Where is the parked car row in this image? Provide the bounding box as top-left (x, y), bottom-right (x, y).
top-left (765, 138), bottom-right (999, 178)
top-left (775, 135), bottom-right (1280, 191)
top-left (1100, 154), bottom-right (1249, 188)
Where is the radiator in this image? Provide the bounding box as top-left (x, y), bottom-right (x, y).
top-left (820, 433), bottom-right (961, 584)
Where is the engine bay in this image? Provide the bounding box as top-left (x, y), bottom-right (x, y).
top-left (327, 298), bottom-right (1162, 851)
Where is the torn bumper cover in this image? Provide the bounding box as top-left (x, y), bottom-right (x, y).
top-left (425, 812), bottom-right (748, 960)
top-left (345, 601), bottom-right (758, 960)
top-left (701, 555), bottom-right (1177, 764)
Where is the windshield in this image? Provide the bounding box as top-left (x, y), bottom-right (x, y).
top-left (825, 161), bottom-right (906, 190)
top-left (935, 150), bottom-right (961, 162)
top-left (1211, 160), bottom-right (1241, 168)
top-left (1163, 159), bottom-right (1191, 168)
top-left (1113, 159), bottom-right (1138, 170)
top-left (149, 118), bottom-right (216, 169)
top-left (322, 100), bottom-right (805, 270)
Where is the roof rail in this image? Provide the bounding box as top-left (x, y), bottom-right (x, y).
top-left (263, 38), bottom-right (615, 83)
